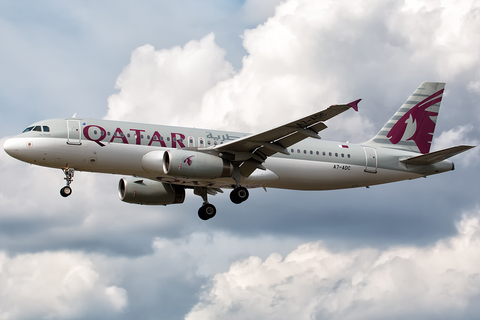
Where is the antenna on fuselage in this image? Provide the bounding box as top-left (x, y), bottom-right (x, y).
top-left (72, 113), bottom-right (77, 118)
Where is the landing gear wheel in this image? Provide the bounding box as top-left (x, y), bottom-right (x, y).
top-left (61, 168), bottom-right (75, 198)
top-left (198, 203), bottom-right (217, 220)
top-left (230, 187), bottom-right (249, 204)
top-left (60, 186), bottom-right (72, 197)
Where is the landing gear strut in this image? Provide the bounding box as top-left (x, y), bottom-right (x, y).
top-left (60, 168), bottom-right (74, 197)
top-left (194, 187), bottom-right (216, 220)
top-left (230, 167), bottom-right (249, 204)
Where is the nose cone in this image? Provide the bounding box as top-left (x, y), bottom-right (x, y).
top-left (3, 138), bottom-right (19, 158)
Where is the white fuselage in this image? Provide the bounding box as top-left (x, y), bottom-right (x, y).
top-left (3, 118), bottom-right (454, 191)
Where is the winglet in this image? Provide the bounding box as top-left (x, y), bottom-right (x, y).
top-left (348, 99), bottom-right (361, 112)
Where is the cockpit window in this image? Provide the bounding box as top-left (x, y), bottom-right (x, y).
top-left (22, 125), bottom-right (50, 133)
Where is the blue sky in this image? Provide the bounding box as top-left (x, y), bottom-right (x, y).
top-left (1, 1), bottom-right (480, 319)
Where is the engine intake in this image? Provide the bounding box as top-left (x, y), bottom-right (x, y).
top-left (118, 177), bottom-right (185, 205)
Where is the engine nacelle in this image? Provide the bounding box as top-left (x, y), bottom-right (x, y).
top-left (142, 150), bottom-right (233, 179)
top-left (164, 149), bottom-right (233, 179)
top-left (118, 177), bottom-right (185, 205)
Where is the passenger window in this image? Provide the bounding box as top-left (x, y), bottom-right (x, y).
top-left (43, 126), bottom-right (50, 132)
top-left (22, 126), bottom-right (34, 133)
top-left (33, 126), bottom-right (41, 132)
top-left (316, 151), bottom-right (319, 155)
top-left (322, 151), bottom-right (326, 156)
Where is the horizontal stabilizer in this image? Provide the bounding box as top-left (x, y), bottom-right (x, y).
top-left (400, 145), bottom-right (475, 165)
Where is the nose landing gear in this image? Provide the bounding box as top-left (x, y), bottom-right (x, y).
top-left (60, 168), bottom-right (75, 197)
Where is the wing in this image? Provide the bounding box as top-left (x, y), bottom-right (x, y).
top-left (213, 99), bottom-right (361, 176)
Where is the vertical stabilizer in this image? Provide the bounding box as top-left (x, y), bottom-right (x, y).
top-left (365, 82), bottom-right (445, 154)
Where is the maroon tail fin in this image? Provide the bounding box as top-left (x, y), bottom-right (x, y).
top-left (365, 82), bottom-right (445, 154)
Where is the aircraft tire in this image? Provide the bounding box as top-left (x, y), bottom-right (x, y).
top-left (198, 203), bottom-right (216, 220)
top-left (60, 186), bottom-right (72, 197)
top-left (230, 187), bottom-right (249, 204)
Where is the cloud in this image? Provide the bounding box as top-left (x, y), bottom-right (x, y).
top-left (104, 33), bottom-right (235, 127)
top-left (433, 125), bottom-right (479, 165)
top-left (1, 0), bottom-right (480, 319)
top-left (103, 0), bottom-right (480, 144)
top-left (0, 136), bottom-right (197, 256)
top-left (186, 208), bottom-right (480, 320)
top-left (0, 251), bottom-right (127, 319)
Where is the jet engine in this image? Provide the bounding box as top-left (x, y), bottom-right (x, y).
top-left (142, 150), bottom-right (233, 179)
top-left (118, 177), bottom-right (185, 205)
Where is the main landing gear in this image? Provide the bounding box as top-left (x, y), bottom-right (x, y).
top-left (230, 186), bottom-right (249, 204)
top-left (194, 187), bottom-right (217, 221)
top-left (194, 186), bottom-right (250, 221)
top-left (60, 168), bottom-right (75, 197)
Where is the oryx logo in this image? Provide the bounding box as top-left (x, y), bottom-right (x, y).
top-left (387, 89), bottom-right (443, 154)
top-left (183, 155), bottom-right (195, 166)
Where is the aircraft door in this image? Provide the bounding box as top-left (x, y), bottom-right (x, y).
top-left (363, 147), bottom-right (377, 173)
top-left (67, 120), bottom-right (82, 145)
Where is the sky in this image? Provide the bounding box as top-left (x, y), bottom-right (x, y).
top-left (0, 0), bottom-right (479, 319)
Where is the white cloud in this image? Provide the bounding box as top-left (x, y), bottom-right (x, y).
top-left (433, 125), bottom-right (479, 165)
top-left (103, 0), bottom-right (480, 144)
top-left (104, 33), bottom-right (235, 127)
top-left (0, 136), bottom-right (192, 255)
top-left (2, 0), bottom-right (480, 318)
top-left (185, 208), bottom-right (480, 320)
top-left (0, 251), bottom-right (127, 319)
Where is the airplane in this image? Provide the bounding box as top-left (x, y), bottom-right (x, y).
top-left (3, 82), bottom-right (475, 220)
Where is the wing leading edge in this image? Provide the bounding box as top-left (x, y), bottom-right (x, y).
top-left (213, 99), bottom-right (361, 177)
